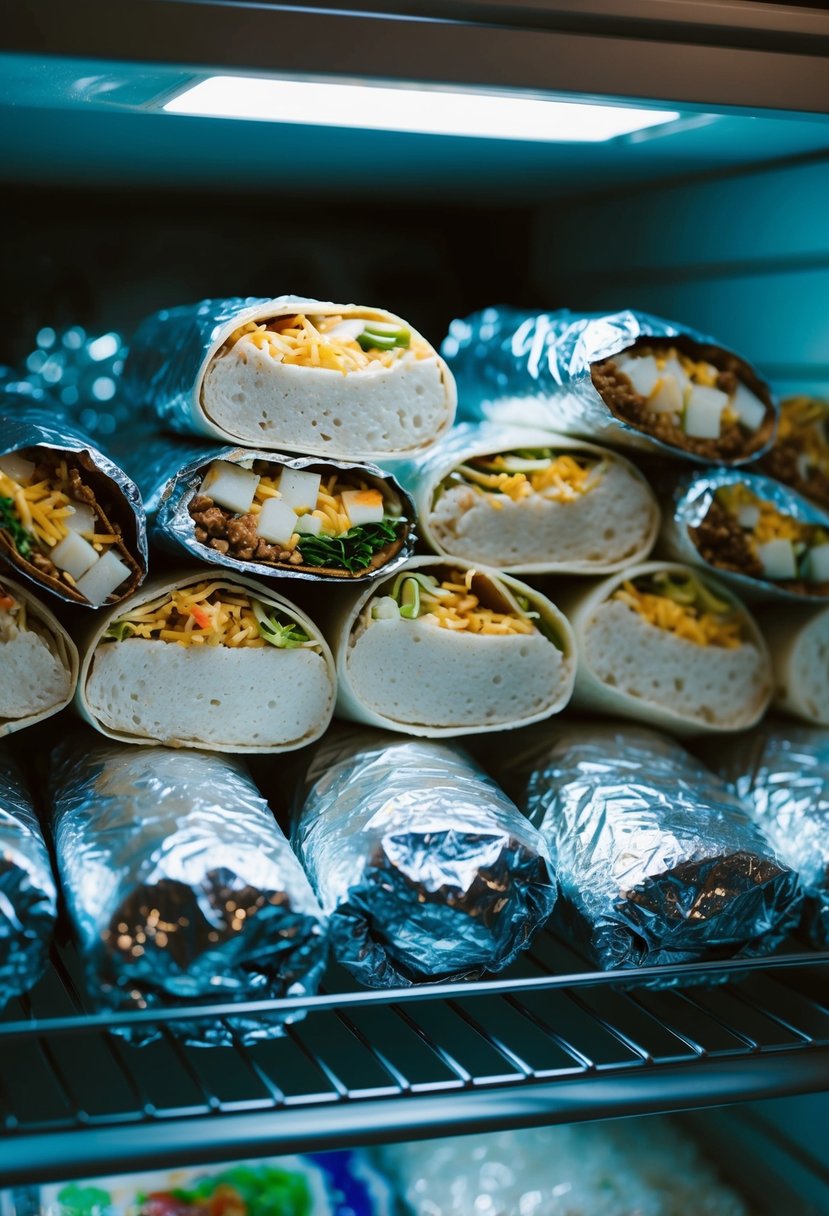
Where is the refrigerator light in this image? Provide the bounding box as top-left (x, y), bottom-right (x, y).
top-left (163, 76), bottom-right (681, 142)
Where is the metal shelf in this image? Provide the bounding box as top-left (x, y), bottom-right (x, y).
top-left (2, 928), bottom-right (829, 1187)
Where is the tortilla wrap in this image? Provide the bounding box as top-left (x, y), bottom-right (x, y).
top-left (315, 556), bottom-right (576, 737)
top-left (0, 576), bottom-right (78, 736)
top-left (75, 569), bottom-right (336, 752)
top-left (756, 604), bottom-right (829, 726)
top-left (561, 561), bottom-right (772, 735)
top-left (125, 295), bottom-right (457, 459)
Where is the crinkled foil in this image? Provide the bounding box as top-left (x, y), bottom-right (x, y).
top-left (142, 442), bottom-right (417, 584)
top-left (493, 721), bottom-right (801, 975)
top-left (700, 724), bottom-right (829, 948)
top-left (0, 394), bottom-right (149, 606)
top-left (443, 306), bottom-right (776, 464)
top-left (50, 735), bottom-right (328, 1045)
top-left (663, 466), bottom-right (829, 603)
top-left (0, 746), bottom-right (57, 1008)
top-left (290, 727), bottom-right (557, 987)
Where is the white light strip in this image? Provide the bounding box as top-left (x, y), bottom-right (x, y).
top-left (164, 76), bottom-right (680, 143)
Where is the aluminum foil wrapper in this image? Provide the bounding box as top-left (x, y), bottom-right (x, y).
top-left (141, 441), bottom-right (417, 584)
top-left (290, 727), bottom-right (557, 987)
top-left (700, 724), bottom-right (829, 948)
top-left (50, 735), bottom-right (328, 1045)
top-left (493, 721), bottom-right (801, 975)
top-left (662, 466), bottom-right (829, 603)
top-left (0, 745), bottom-right (57, 1008)
top-left (0, 392), bottom-right (149, 607)
top-left (443, 306), bottom-right (776, 464)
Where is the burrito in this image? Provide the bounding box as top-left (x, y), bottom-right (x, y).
top-left (444, 307), bottom-right (775, 465)
top-left (124, 296), bottom-right (456, 459)
top-left (562, 561), bottom-right (772, 734)
top-left (149, 445), bottom-right (415, 582)
top-left (756, 604), bottom-right (829, 725)
top-left (397, 423), bottom-right (659, 574)
top-left (0, 408), bottom-right (147, 607)
top-left (663, 468), bottom-right (829, 602)
top-left (494, 721), bottom-right (801, 971)
top-left (290, 727), bottom-right (557, 986)
top-left (319, 557), bottom-right (576, 737)
top-left (760, 395), bottom-right (829, 510)
top-left (76, 570), bottom-right (336, 751)
top-left (0, 576), bottom-right (78, 736)
top-left (50, 736), bottom-right (328, 1043)
top-left (0, 746), bottom-right (58, 1009)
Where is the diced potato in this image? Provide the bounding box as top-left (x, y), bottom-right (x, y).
top-left (620, 354), bottom-right (660, 398)
top-left (258, 498), bottom-right (298, 545)
top-left (805, 543), bottom-right (829, 582)
top-left (201, 460), bottom-right (260, 514)
top-left (295, 513), bottom-right (322, 536)
top-left (277, 467), bottom-right (322, 511)
top-left (0, 453), bottom-right (35, 485)
top-left (731, 383), bottom-right (767, 431)
top-left (736, 504), bottom-right (761, 530)
top-left (75, 550), bottom-right (131, 605)
top-left (683, 386), bottom-right (729, 439)
top-left (648, 374), bottom-right (683, 415)
top-left (342, 489), bottom-right (385, 527)
top-left (51, 531), bottom-right (99, 579)
top-left (65, 502), bottom-right (97, 534)
top-left (758, 538), bottom-right (797, 581)
top-left (662, 356), bottom-right (690, 392)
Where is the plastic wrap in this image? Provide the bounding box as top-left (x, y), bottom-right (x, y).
top-left (290, 727), bottom-right (557, 987)
top-left (662, 466), bottom-right (829, 603)
top-left (0, 746), bottom-right (57, 1009)
top-left (50, 736), bottom-right (328, 1044)
top-left (443, 306), bottom-right (776, 464)
top-left (0, 398), bottom-right (148, 607)
top-left (701, 724), bottom-right (829, 948)
top-left (493, 721), bottom-right (801, 973)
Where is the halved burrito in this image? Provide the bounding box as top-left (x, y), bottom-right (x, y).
top-left (756, 604), bottom-right (829, 725)
top-left (151, 446), bottom-right (415, 581)
top-left (0, 577), bottom-right (78, 736)
top-left (76, 570), bottom-right (336, 751)
top-left (404, 423), bottom-right (658, 573)
top-left (563, 562), bottom-right (772, 734)
top-left (761, 395), bottom-right (829, 510)
top-left (125, 296), bottom-right (457, 459)
top-left (321, 557), bottom-right (576, 737)
top-left (0, 411), bottom-right (147, 607)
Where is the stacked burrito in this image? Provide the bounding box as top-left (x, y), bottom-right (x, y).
top-left (0, 575), bottom-right (78, 736)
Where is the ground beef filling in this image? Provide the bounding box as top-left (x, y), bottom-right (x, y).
top-left (762, 439), bottom-right (829, 511)
top-left (690, 500), bottom-right (829, 596)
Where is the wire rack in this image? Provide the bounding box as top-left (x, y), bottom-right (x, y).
top-left (2, 927), bottom-right (829, 1188)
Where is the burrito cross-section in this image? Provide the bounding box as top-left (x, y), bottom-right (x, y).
top-left (761, 395), bottom-right (829, 510)
top-left (290, 727), bottom-right (557, 986)
top-left (756, 604), bottom-right (829, 726)
top-left (0, 576), bottom-right (78, 736)
top-left (76, 570), bottom-right (336, 751)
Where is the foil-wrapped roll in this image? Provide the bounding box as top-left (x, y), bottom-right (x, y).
top-left (50, 735), bottom-right (328, 1044)
top-left (0, 745), bottom-right (57, 1009)
top-left (700, 724), bottom-right (829, 948)
top-left (290, 727), bottom-right (558, 987)
top-left (493, 721), bottom-right (801, 972)
top-left (443, 306), bottom-right (776, 465)
top-left (141, 441), bottom-right (417, 584)
top-left (0, 396), bottom-right (148, 608)
top-left (661, 467), bottom-right (829, 603)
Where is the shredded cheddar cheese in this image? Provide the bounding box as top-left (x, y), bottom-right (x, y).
top-left (718, 484), bottom-right (808, 545)
top-left (0, 457), bottom-right (115, 554)
top-left (419, 571), bottom-right (536, 636)
top-left (778, 397), bottom-right (829, 475)
top-left (226, 314), bottom-right (432, 375)
top-left (612, 580), bottom-right (744, 649)
top-left (109, 583), bottom-right (266, 648)
top-left (459, 452), bottom-right (603, 506)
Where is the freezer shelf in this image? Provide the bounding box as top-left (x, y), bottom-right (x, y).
top-left (2, 927), bottom-right (829, 1187)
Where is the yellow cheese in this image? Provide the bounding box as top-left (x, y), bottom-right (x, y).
top-left (419, 571), bottom-right (536, 636)
top-left (111, 582), bottom-right (267, 648)
top-left (227, 313), bottom-right (431, 375)
top-left (612, 580), bottom-right (743, 649)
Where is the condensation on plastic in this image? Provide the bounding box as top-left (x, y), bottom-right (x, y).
top-left (663, 467), bottom-right (829, 603)
top-left (0, 746), bottom-right (57, 1010)
top-left (442, 306), bottom-right (776, 465)
top-left (493, 722), bottom-right (801, 976)
top-left (702, 724), bottom-right (829, 949)
top-left (0, 392), bottom-right (149, 607)
top-left (291, 727), bottom-right (558, 987)
top-left (50, 736), bottom-right (328, 1045)
top-left (143, 442), bottom-right (418, 584)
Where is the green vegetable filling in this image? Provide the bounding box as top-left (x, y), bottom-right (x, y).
top-left (251, 601), bottom-right (311, 649)
top-left (297, 518), bottom-right (403, 573)
top-left (0, 496), bottom-right (32, 559)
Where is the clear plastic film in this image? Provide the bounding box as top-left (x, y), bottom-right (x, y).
top-left (492, 721), bottom-right (801, 975)
top-left (443, 306), bottom-right (776, 464)
top-left (700, 723), bottom-right (829, 948)
top-left (50, 735), bottom-right (328, 1045)
top-left (662, 466), bottom-right (829, 603)
top-left (0, 745), bottom-right (57, 1009)
top-left (290, 727), bottom-right (557, 987)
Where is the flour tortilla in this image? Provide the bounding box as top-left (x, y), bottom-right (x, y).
top-left (757, 603), bottom-right (829, 726)
top-left (0, 577), bottom-right (78, 736)
top-left (561, 561), bottom-right (772, 735)
top-left (76, 569), bottom-right (336, 752)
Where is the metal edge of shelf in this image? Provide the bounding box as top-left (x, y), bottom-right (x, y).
top-left (3, 1047), bottom-right (829, 1188)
